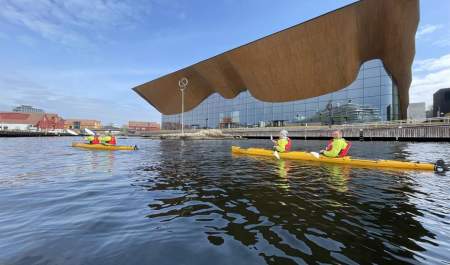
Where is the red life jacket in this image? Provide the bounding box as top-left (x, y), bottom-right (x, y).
top-left (285, 138), bottom-right (292, 152)
top-left (109, 136), bottom-right (117, 145)
top-left (338, 141), bottom-right (352, 157)
top-left (92, 136), bottom-right (100, 144)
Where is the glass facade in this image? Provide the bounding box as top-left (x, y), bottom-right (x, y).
top-left (162, 60), bottom-right (400, 129)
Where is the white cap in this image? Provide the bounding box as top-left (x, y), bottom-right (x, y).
top-left (280, 129), bottom-right (288, 138)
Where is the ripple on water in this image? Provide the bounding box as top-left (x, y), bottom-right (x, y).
top-left (0, 138), bottom-right (449, 265)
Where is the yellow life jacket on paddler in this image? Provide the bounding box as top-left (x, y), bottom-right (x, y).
top-left (323, 138), bottom-right (351, 158)
top-left (275, 138), bottom-right (292, 152)
top-left (86, 135), bottom-right (94, 143)
top-left (101, 136), bottom-right (111, 144)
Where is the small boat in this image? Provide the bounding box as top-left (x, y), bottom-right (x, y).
top-left (72, 142), bottom-right (137, 151)
top-left (231, 146), bottom-right (448, 172)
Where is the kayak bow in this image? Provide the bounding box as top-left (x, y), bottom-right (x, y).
top-left (231, 146), bottom-right (447, 172)
top-left (72, 142), bottom-right (137, 151)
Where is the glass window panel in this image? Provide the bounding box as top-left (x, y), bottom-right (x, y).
top-left (347, 79), bottom-right (364, 90)
top-left (364, 67), bottom-right (380, 78)
top-left (364, 96), bottom-right (381, 108)
top-left (294, 98), bottom-right (308, 104)
top-left (364, 77), bottom-right (380, 88)
top-left (333, 99), bottom-right (349, 107)
top-left (380, 94), bottom-right (392, 106)
top-left (319, 101), bottom-right (330, 111)
top-left (364, 86), bottom-right (381, 97)
top-left (348, 88), bottom-right (364, 98)
top-left (283, 104), bottom-right (293, 113)
top-left (332, 91), bottom-right (347, 100)
top-left (349, 97), bottom-right (363, 105)
top-left (294, 103), bottom-right (305, 112)
top-left (363, 59), bottom-right (382, 69)
top-left (255, 113), bottom-right (264, 122)
top-left (306, 110), bottom-right (317, 119)
top-left (247, 115), bottom-right (255, 125)
top-left (381, 77), bottom-right (392, 86)
top-left (381, 85), bottom-right (392, 95)
top-left (318, 93), bottom-right (332, 101)
top-left (304, 97), bottom-right (318, 103)
top-left (283, 112), bottom-right (293, 121)
top-left (356, 70), bottom-right (364, 80)
top-left (273, 112), bottom-right (283, 120)
top-left (306, 102), bottom-right (319, 112)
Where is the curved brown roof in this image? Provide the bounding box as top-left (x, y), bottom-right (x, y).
top-left (133, 0), bottom-right (419, 118)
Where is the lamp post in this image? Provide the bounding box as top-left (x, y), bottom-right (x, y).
top-left (178, 77), bottom-right (188, 135)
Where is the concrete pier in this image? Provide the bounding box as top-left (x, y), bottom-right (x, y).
top-left (223, 125), bottom-right (450, 141)
top-left (0, 130), bottom-right (73, 137)
top-left (142, 120), bottom-right (450, 142)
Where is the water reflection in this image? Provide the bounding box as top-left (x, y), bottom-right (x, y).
top-left (86, 150), bottom-right (115, 172)
top-left (0, 138), bottom-right (448, 265)
top-left (134, 140), bottom-right (439, 264)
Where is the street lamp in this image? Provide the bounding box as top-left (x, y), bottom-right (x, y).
top-left (178, 77), bottom-right (188, 135)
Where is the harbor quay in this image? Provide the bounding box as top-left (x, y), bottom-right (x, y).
top-left (0, 130), bottom-right (74, 137)
top-left (140, 118), bottom-right (450, 142)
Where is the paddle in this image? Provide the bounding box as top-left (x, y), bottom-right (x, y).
top-left (84, 128), bottom-right (95, 136)
top-left (270, 134), bottom-right (281, 159)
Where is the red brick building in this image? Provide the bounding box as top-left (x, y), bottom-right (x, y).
top-left (128, 121), bottom-right (160, 132)
top-left (0, 112), bottom-right (64, 130)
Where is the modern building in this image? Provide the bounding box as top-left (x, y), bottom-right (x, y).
top-left (407, 102), bottom-right (426, 121)
top-left (64, 119), bottom-right (102, 130)
top-left (433, 88), bottom-right (450, 117)
top-left (0, 112), bottom-right (64, 131)
top-left (128, 121), bottom-right (160, 132)
top-left (162, 59), bottom-right (399, 129)
top-left (133, 0), bottom-right (419, 122)
top-left (12, 105), bottom-right (44, 113)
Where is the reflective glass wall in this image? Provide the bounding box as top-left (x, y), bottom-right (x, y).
top-left (162, 59), bottom-right (399, 129)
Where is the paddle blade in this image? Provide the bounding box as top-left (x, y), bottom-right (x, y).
top-left (310, 152), bottom-right (320, 159)
top-left (273, 151), bottom-right (280, 160)
top-left (84, 128), bottom-right (95, 135)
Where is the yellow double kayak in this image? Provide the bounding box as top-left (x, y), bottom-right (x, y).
top-left (72, 142), bottom-right (137, 151)
top-left (231, 146), bottom-right (442, 171)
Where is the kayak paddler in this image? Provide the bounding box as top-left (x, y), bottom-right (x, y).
top-left (85, 135), bottom-right (94, 144)
top-left (271, 129), bottom-right (292, 159)
top-left (100, 134), bottom-right (117, 145)
top-left (85, 134), bottom-right (100, 144)
top-left (320, 130), bottom-right (351, 158)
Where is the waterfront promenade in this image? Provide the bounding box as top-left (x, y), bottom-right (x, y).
top-left (0, 130), bottom-right (73, 137)
top-left (142, 118), bottom-right (450, 141)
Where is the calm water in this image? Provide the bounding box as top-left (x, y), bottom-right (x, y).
top-left (0, 137), bottom-right (449, 265)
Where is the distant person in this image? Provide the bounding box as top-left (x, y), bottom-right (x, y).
top-left (320, 130), bottom-right (351, 158)
top-left (85, 135), bottom-right (94, 144)
top-left (271, 129), bottom-right (292, 159)
top-left (85, 135), bottom-right (100, 144)
top-left (101, 134), bottom-right (117, 145)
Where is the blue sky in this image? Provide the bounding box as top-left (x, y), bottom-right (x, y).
top-left (0, 0), bottom-right (449, 125)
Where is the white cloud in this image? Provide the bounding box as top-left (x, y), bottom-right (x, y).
top-left (0, 69), bottom-right (162, 124)
top-left (0, 0), bottom-right (153, 47)
top-left (410, 53), bottom-right (450, 106)
top-left (416, 24), bottom-right (443, 38)
top-left (413, 54), bottom-right (450, 72)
